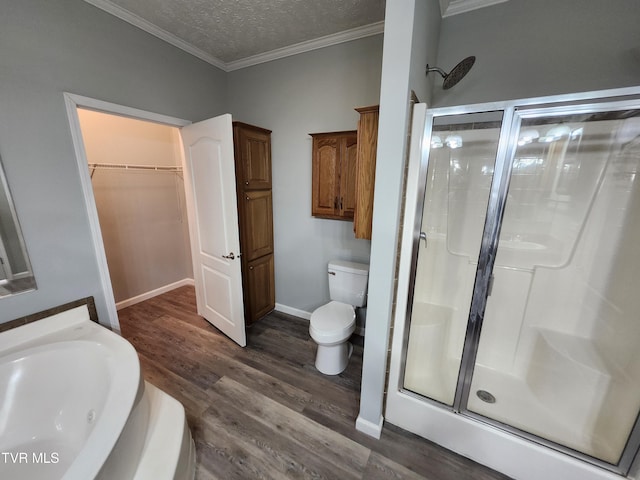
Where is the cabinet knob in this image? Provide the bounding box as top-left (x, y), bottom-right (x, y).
top-left (249, 265), bottom-right (254, 270)
top-left (245, 181), bottom-right (249, 185)
top-left (246, 196), bottom-right (250, 200)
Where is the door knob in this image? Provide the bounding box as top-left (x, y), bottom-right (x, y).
top-left (222, 252), bottom-right (239, 260)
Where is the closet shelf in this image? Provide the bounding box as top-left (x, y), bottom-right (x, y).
top-left (88, 163), bottom-right (183, 172)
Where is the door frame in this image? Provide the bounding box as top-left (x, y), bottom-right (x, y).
top-left (63, 92), bottom-right (190, 332)
top-left (386, 86), bottom-right (640, 480)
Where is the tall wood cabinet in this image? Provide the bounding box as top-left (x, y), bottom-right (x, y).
top-left (233, 122), bottom-right (275, 325)
top-left (353, 105), bottom-right (379, 240)
top-left (310, 131), bottom-right (358, 220)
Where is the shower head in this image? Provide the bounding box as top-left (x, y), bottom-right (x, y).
top-left (426, 56), bottom-right (476, 89)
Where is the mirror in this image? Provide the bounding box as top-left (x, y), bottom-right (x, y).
top-left (0, 156), bottom-right (36, 297)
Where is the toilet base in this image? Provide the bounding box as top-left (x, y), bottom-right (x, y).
top-left (315, 341), bottom-right (353, 375)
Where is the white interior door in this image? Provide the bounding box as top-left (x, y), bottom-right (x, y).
top-left (180, 114), bottom-right (246, 347)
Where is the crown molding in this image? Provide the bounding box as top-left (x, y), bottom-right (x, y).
top-left (83, 1), bottom-right (383, 72)
top-left (225, 21), bottom-right (385, 72)
top-left (83, 0), bottom-right (228, 70)
top-left (439, 0), bottom-right (509, 17)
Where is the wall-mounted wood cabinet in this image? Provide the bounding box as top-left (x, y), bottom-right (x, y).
top-left (354, 105), bottom-right (379, 240)
top-left (309, 106), bottom-right (379, 240)
top-left (310, 131), bottom-right (357, 220)
top-left (233, 122), bottom-right (275, 325)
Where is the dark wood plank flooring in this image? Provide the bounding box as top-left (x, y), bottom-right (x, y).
top-left (118, 286), bottom-right (511, 480)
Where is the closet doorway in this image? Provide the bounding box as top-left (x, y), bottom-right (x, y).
top-left (66, 94), bottom-right (248, 345)
top-left (77, 110), bottom-right (194, 311)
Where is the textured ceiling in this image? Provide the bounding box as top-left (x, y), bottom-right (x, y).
top-left (100, 0), bottom-right (385, 63)
top-left (86, 0), bottom-right (506, 69)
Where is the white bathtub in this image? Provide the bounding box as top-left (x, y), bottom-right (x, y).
top-left (0, 306), bottom-right (195, 480)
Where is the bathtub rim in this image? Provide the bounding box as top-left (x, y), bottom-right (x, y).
top-left (0, 305), bottom-right (141, 480)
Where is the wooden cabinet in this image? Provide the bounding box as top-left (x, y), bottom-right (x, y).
top-left (241, 190), bottom-right (273, 261)
top-left (246, 254), bottom-right (275, 321)
top-left (354, 105), bottom-right (379, 240)
top-left (309, 106), bottom-right (378, 239)
top-left (234, 123), bottom-right (272, 189)
top-left (233, 122), bottom-right (275, 325)
top-left (310, 131), bottom-right (357, 220)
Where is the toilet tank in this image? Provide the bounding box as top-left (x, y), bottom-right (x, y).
top-left (328, 260), bottom-right (369, 307)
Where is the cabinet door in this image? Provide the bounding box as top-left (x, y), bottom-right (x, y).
top-left (235, 125), bottom-right (272, 189)
top-left (246, 253), bottom-right (275, 324)
top-left (354, 106), bottom-right (379, 239)
top-left (241, 190), bottom-right (274, 261)
top-left (339, 133), bottom-right (358, 219)
top-left (312, 136), bottom-right (339, 217)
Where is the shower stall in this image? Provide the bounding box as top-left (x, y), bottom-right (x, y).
top-left (386, 88), bottom-right (640, 480)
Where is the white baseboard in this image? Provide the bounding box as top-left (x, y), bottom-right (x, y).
top-left (274, 303), bottom-right (312, 320)
top-left (116, 278), bottom-right (195, 310)
top-left (355, 414), bottom-right (384, 439)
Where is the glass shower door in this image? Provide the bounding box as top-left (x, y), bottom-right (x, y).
top-left (465, 105), bottom-right (640, 467)
top-left (403, 111), bottom-right (503, 405)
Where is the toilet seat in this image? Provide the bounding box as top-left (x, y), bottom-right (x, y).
top-left (310, 301), bottom-right (355, 345)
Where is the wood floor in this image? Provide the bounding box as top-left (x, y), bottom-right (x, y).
top-left (118, 286), bottom-right (511, 480)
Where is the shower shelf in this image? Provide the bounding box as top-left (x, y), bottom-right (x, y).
top-left (521, 327), bottom-right (634, 463)
top-left (531, 328), bottom-right (619, 377)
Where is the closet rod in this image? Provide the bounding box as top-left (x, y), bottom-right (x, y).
top-left (88, 163), bottom-right (183, 172)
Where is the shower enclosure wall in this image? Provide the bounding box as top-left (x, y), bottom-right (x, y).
top-left (386, 88), bottom-right (640, 480)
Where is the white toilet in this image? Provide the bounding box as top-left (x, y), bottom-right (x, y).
top-left (310, 260), bottom-right (369, 375)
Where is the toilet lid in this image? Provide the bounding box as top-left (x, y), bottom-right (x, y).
top-left (310, 301), bottom-right (355, 343)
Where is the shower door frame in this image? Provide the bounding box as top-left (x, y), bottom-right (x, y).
top-left (387, 86), bottom-right (640, 480)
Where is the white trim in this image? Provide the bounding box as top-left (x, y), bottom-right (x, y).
top-left (116, 278), bottom-right (195, 310)
top-left (439, 0), bottom-right (509, 17)
top-left (275, 303), bottom-right (312, 320)
top-left (225, 21), bottom-right (385, 71)
top-left (80, 1), bottom-right (383, 72)
top-left (65, 93), bottom-right (191, 127)
top-left (355, 414), bottom-right (383, 439)
top-left (82, 0), bottom-right (227, 70)
top-left (386, 392), bottom-right (620, 480)
top-left (63, 92), bottom-right (191, 333)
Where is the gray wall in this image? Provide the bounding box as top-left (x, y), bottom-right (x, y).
top-left (228, 35), bottom-right (383, 314)
top-left (432, 0), bottom-right (640, 106)
top-left (357, 0), bottom-right (441, 436)
top-left (410, 0), bottom-right (442, 104)
top-left (0, 0), bottom-right (227, 325)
